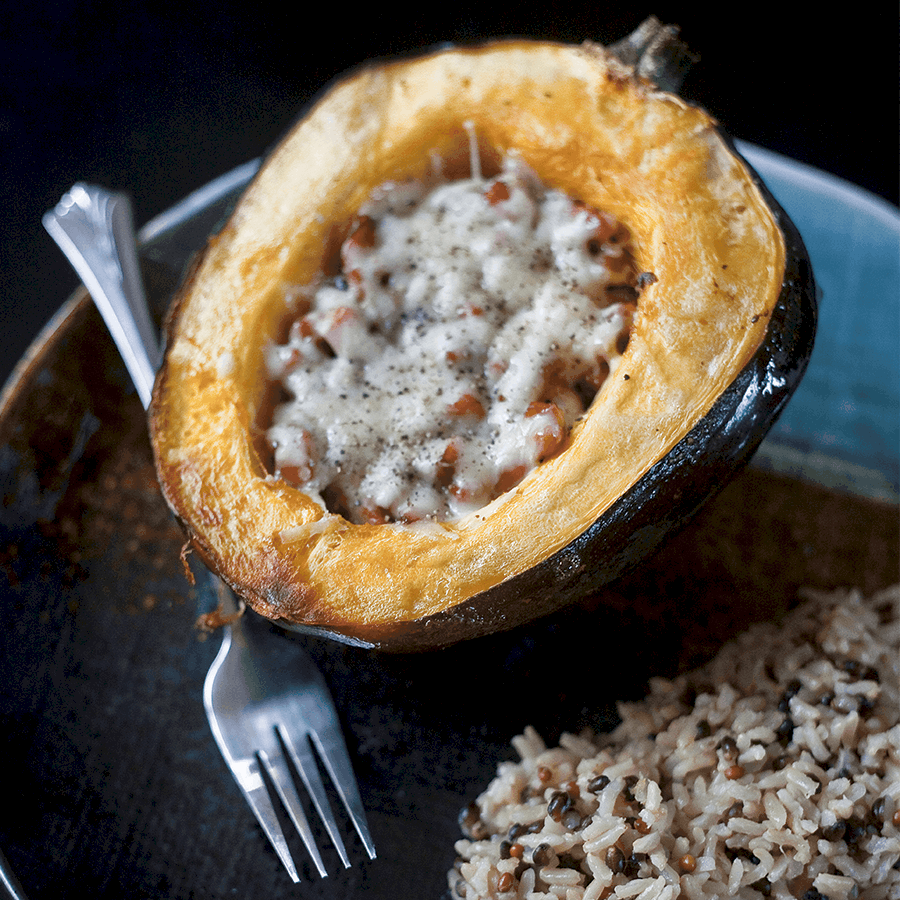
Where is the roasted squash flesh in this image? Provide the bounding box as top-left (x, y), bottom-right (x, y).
top-left (150, 39), bottom-right (796, 647)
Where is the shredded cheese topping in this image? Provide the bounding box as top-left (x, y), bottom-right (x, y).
top-left (265, 151), bottom-right (641, 524)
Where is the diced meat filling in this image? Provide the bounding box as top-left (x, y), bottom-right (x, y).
top-left (265, 152), bottom-right (643, 524)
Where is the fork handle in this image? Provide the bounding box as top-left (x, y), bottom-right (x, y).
top-left (43, 183), bottom-right (161, 408)
top-left (44, 183), bottom-right (250, 632)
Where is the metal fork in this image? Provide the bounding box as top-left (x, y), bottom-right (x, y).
top-left (43, 182), bottom-right (376, 882)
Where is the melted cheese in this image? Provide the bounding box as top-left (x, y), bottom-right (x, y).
top-left (265, 153), bottom-right (639, 523)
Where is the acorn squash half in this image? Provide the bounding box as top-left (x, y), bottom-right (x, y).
top-left (149, 31), bottom-right (816, 650)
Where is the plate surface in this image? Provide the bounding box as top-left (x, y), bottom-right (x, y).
top-left (738, 142), bottom-right (900, 501)
top-left (0, 150), bottom-right (897, 899)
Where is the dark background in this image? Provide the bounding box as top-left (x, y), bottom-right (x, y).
top-left (1, 4), bottom-right (897, 390)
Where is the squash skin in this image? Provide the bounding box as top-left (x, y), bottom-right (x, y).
top-left (150, 39), bottom-right (816, 650)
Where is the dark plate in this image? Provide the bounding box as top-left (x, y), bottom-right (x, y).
top-left (0, 153), bottom-right (897, 899)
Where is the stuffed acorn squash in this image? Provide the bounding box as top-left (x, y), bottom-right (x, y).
top-left (150, 29), bottom-right (816, 650)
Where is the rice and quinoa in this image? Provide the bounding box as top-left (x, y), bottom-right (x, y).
top-left (449, 585), bottom-right (900, 899)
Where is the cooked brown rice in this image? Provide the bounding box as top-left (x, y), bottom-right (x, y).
top-left (449, 585), bottom-right (900, 899)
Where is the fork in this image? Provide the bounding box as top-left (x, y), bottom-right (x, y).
top-left (43, 182), bottom-right (376, 882)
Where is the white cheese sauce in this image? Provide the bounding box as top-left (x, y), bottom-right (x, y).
top-left (265, 152), bottom-right (641, 523)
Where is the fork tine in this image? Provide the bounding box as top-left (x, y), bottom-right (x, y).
top-left (259, 747), bottom-right (328, 877)
top-left (231, 756), bottom-right (301, 883)
top-left (278, 726), bottom-right (351, 869)
top-left (45, 180), bottom-right (373, 886)
top-left (309, 730), bottom-right (378, 860)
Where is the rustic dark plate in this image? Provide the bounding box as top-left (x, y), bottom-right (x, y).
top-left (0, 153), bottom-right (896, 899)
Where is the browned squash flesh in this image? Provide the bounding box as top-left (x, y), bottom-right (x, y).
top-left (150, 39), bottom-right (789, 647)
